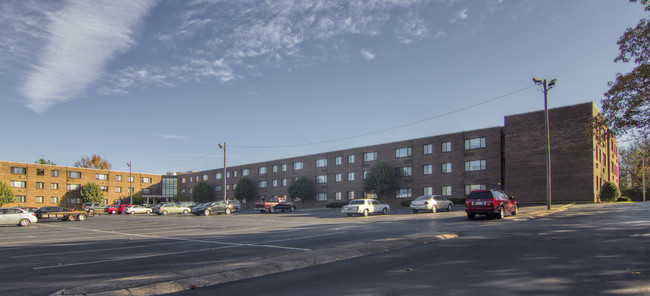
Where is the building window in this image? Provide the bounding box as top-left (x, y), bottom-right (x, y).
top-left (37, 169), bottom-right (45, 176)
top-left (16, 195), bottom-right (26, 203)
top-left (140, 177), bottom-right (152, 183)
top-left (441, 186), bottom-right (452, 196)
top-left (51, 170), bottom-right (59, 177)
top-left (423, 144), bottom-right (433, 155)
top-left (424, 187), bottom-right (433, 196)
top-left (181, 189), bottom-right (186, 194)
top-left (272, 180), bottom-right (278, 187)
top-left (100, 186), bottom-right (108, 192)
top-left (442, 142), bottom-right (452, 152)
top-left (36, 182), bottom-right (44, 189)
top-left (335, 157), bottom-right (342, 165)
top-left (335, 174), bottom-right (342, 182)
top-left (10, 167), bottom-right (26, 174)
top-left (67, 171), bottom-right (81, 178)
top-left (50, 197), bottom-right (58, 203)
top-left (395, 147), bottom-right (412, 158)
top-left (51, 183), bottom-right (58, 190)
top-left (115, 187), bottom-right (122, 193)
top-left (67, 184), bottom-right (80, 190)
top-left (282, 164), bottom-right (287, 171)
top-left (215, 185), bottom-right (222, 191)
top-left (347, 172), bottom-right (355, 181)
top-left (282, 179), bottom-right (287, 187)
top-left (442, 163), bottom-right (452, 173)
top-left (181, 177), bottom-right (186, 183)
top-left (129, 187), bottom-right (134, 194)
top-left (395, 167), bottom-right (412, 177)
top-left (96, 174), bottom-right (108, 181)
top-left (196, 176), bottom-right (200, 181)
top-left (272, 165), bottom-right (278, 173)
top-left (364, 171), bottom-right (369, 179)
top-left (67, 197), bottom-right (80, 204)
top-left (116, 175), bottom-right (122, 181)
top-left (128, 176), bottom-right (134, 182)
top-left (36, 196), bottom-right (44, 203)
top-left (347, 191), bottom-right (355, 200)
top-left (335, 192), bottom-right (342, 200)
top-left (293, 162), bottom-right (303, 170)
top-left (396, 188), bottom-right (412, 198)
top-left (423, 165), bottom-right (433, 175)
top-left (348, 155), bottom-right (355, 164)
top-left (316, 175), bottom-right (327, 184)
top-left (316, 193), bottom-right (327, 201)
top-left (216, 173), bottom-right (222, 179)
top-left (240, 169), bottom-right (249, 176)
top-left (10, 181), bottom-right (26, 188)
top-left (202, 175), bottom-right (208, 181)
top-left (143, 188), bottom-right (151, 194)
top-left (259, 167), bottom-right (267, 174)
top-left (465, 137), bottom-right (486, 150)
top-left (316, 159), bottom-right (327, 167)
top-left (259, 181), bottom-right (267, 188)
top-left (465, 184), bottom-right (487, 195)
top-left (364, 152), bottom-right (378, 162)
top-left (465, 160), bottom-right (486, 171)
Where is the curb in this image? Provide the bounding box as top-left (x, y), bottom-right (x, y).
top-left (51, 233), bottom-right (458, 296)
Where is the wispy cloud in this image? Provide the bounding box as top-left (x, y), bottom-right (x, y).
top-left (157, 133), bottom-right (188, 140)
top-left (19, 0), bottom-right (155, 113)
top-left (360, 49), bottom-right (375, 61)
top-left (452, 8), bottom-right (468, 23)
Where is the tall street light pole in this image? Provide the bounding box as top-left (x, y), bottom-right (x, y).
top-left (218, 142), bottom-right (227, 201)
top-left (533, 77), bottom-right (557, 211)
top-left (127, 162), bottom-right (132, 205)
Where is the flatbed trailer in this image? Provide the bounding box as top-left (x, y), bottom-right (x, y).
top-left (35, 211), bottom-right (90, 221)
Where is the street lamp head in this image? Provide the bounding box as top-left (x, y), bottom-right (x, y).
top-left (533, 77), bottom-right (542, 84)
top-left (548, 78), bottom-right (558, 88)
top-left (218, 143), bottom-right (223, 149)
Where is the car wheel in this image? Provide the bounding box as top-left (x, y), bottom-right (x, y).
top-left (290, 206), bottom-right (295, 212)
top-left (77, 214), bottom-right (87, 221)
top-left (67, 215), bottom-right (76, 221)
top-left (146, 210), bottom-right (151, 214)
top-left (18, 218), bottom-right (31, 226)
top-left (162, 210), bottom-right (168, 215)
top-left (363, 209), bottom-right (369, 217)
top-left (268, 207), bottom-right (275, 213)
top-left (382, 208), bottom-right (388, 215)
top-left (204, 209), bottom-right (210, 216)
top-left (259, 210), bottom-right (266, 214)
top-left (183, 209), bottom-right (189, 215)
top-left (467, 213), bottom-right (475, 219)
top-left (496, 207), bottom-right (505, 219)
top-left (512, 206), bottom-right (518, 216)
top-left (129, 211), bottom-right (135, 215)
top-left (88, 209), bottom-right (94, 214)
top-left (412, 209), bottom-right (418, 214)
top-left (432, 205), bottom-right (437, 213)
top-left (225, 208), bottom-right (231, 215)
top-left (346, 213), bottom-right (353, 217)
top-left (447, 204), bottom-right (453, 211)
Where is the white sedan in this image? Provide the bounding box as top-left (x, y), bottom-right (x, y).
top-left (0, 208), bottom-right (38, 226)
top-left (124, 205), bottom-right (152, 214)
top-left (341, 199), bottom-right (390, 217)
top-left (410, 195), bottom-right (453, 213)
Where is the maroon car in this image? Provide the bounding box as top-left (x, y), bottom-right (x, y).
top-left (105, 204), bottom-right (131, 214)
top-left (465, 190), bottom-right (518, 219)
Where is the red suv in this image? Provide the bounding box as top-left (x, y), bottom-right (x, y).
top-left (465, 190), bottom-right (518, 219)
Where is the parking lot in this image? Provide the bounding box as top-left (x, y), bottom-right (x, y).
top-left (0, 205), bottom-right (547, 296)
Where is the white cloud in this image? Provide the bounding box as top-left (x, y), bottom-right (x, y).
top-left (20, 0), bottom-right (155, 113)
top-left (157, 133), bottom-right (187, 140)
top-left (452, 8), bottom-right (468, 23)
top-left (360, 49), bottom-right (375, 61)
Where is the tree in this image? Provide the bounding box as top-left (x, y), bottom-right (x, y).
top-left (618, 138), bottom-right (650, 200)
top-left (192, 181), bottom-right (212, 203)
top-left (34, 158), bottom-right (56, 165)
top-left (363, 161), bottom-right (394, 196)
top-left (80, 182), bottom-right (104, 203)
top-left (74, 154), bottom-right (112, 170)
top-left (288, 176), bottom-right (311, 204)
top-left (600, 181), bottom-right (621, 202)
top-left (234, 177), bottom-right (254, 202)
top-left (0, 181), bottom-right (15, 207)
top-left (600, 0), bottom-right (650, 137)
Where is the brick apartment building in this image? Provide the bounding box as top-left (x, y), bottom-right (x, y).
top-left (1, 102), bottom-right (618, 209)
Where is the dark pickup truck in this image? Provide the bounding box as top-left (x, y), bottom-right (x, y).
top-left (254, 197), bottom-right (296, 213)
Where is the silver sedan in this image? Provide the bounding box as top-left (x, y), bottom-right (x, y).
top-left (124, 205), bottom-right (152, 214)
top-left (410, 195), bottom-right (453, 213)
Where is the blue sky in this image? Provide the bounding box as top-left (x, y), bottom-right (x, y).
top-left (0, 0), bottom-right (646, 174)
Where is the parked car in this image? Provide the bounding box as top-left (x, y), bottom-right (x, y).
top-left (465, 190), bottom-right (518, 219)
top-left (124, 205), bottom-right (152, 214)
top-left (410, 195), bottom-right (453, 213)
top-left (341, 199), bottom-right (390, 217)
top-left (192, 201), bottom-right (239, 215)
top-left (20, 207), bottom-right (39, 213)
top-left (82, 202), bottom-right (106, 214)
top-left (105, 204), bottom-right (131, 214)
top-left (35, 206), bottom-right (73, 214)
top-left (0, 208), bottom-right (38, 226)
top-left (154, 203), bottom-right (191, 215)
top-left (177, 201), bottom-right (197, 208)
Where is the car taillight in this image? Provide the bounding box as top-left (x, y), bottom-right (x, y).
top-left (489, 199), bottom-right (497, 208)
top-left (424, 201), bottom-right (429, 205)
top-left (465, 200), bottom-right (470, 207)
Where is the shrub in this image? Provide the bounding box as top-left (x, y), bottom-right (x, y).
top-left (401, 200), bottom-right (412, 207)
top-left (599, 181), bottom-right (620, 202)
top-left (326, 202), bottom-right (348, 208)
top-left (616, 196), bottom-right (632, 202)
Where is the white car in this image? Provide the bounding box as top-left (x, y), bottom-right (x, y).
top-left (0, 207), bottom-right (38, 226)
top-left (410, 195), bottom-right (453, 213)
top-left (341, 199), bottom-right (390, 217)
top-left (124, 205), bottom-right (152, 214)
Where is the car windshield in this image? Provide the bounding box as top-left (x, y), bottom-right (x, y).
top-left (414, 195), bottom-right (430, 201)
top-left (349, 200), bottom-right (364, 205)
top-left (467, 191), bottom-right (493, 199)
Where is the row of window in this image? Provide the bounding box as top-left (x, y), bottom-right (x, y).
top-left (311, 184), bottom-right (487, 201)
top-left (9, 167), bottom-right (152, 183)
top-left (11, 196), bottom-right (114, 205)
top-left (8, 180), bottom-right (148, 194)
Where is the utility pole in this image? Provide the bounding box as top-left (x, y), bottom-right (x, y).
top-left (219, 142), bottom-right (227, 201)
top-left (533, 78), bottom-right (557, 211)
top-left (127, 162), bottom-right (132, 205)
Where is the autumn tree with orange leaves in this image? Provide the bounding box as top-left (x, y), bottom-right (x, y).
top-left (74, 154), bottom-right (112, 170)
